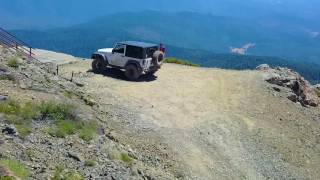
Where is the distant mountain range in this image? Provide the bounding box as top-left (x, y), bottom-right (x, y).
top-left (2, 0), bottom-right (320, 29)
top-left (10, 11), bottom-right (320, 83)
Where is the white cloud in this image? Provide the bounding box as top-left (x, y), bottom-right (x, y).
top-left (310, 31), bottom-right (320, 38)
top-left (230, 43), bottom-right (255, 55)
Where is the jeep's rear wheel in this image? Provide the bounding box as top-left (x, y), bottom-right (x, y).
top-left (125, 64), bottom-right (140, 81)
top-left (92, 58), bottom-right (107, 72)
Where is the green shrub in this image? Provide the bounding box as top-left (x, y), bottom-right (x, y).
top-left (78, 122), bottom-right (97, 142)
top-left (52, 165), bottom-right (64, 180)
top-left (15, 124), bottom-right (32, 137)
top-left (0, 101), bottom-right (38, 137)
top-left (52, 166), bottom-right (84, 180)
top-left (0, 100), bottom-right (20, 115)
top-left (0, 74), bottom-right (15, 81)
top-left (57, 120), bottom-right (78, 135)
top-left (0, 101), bottom-right (39, 120)
top-left (164, 58), bottom-right (200, 67)
top-left (21, 102), bottom-right (39, 119)
top-left (0, 176), bottom-right (14, 180)
top-left (107, 150), bottom-right (133, 165)
top-left (39, 101), bottom-right (75, 121)
top-left (120, 153), bottom-right (133, 165)
top-left (0, 159), bottom-right (29, 179)
top-left (64, 171), bottom-right (84, 180)
top-left (108, 149), bottom-right (121, 160)
top-left (63, 91), bottom-right (74, 99)
top-left (25, 149), bottom-right (35, 159)
top-left (7, 57), bottom-right (19, 68)
top-left (47, 119), bottom-right (97, 140)
top-left (316, 89), bottom-right (320, 97)
top-left (48, 120), bottom-right (78, 138)
top-left (0, 100), bottom-right (97, 140)
top-left (84, 160), bottom-right (96, 167)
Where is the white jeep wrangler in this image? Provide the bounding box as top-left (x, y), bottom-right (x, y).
top-left (91, 41), bottom-right (165, 80)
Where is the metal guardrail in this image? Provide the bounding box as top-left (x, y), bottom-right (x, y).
top-left (0, 27), bottom-right (37, 60)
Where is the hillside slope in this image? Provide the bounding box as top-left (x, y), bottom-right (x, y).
top-left (1, 48), bottom-right (320, 179)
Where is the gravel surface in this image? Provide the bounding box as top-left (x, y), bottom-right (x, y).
top-left (60, 59), bottom-right (320, 180)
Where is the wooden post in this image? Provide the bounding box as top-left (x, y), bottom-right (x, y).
top-left (71, 71), bottom-right (74, 82)
top-left (27, 48), bottom-right (32, 60)
top-left (56, 66), bottom-right (59, 75)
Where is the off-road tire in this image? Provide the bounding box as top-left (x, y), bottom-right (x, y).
top-left (125, 64), bottom-right (141, 81)
top-left (92, 58), bottom-right (107, 72)
top-left (152, 50), bottom-right (164, 66)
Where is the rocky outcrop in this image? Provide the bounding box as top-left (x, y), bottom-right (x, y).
top-left (256, 64), bottom-right (271, 71)
top-left (257, 65), bottom-right (320, 107)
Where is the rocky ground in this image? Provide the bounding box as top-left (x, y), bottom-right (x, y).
top-left (1, 47), bottom-right (320, 180)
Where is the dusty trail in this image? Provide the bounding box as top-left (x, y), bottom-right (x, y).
top-left (57, 59), bottom-right (320, 180)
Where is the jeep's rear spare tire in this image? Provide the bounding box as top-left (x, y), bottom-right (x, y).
top-left (92, 58), bottom-right (107, 72)
top-left (152, 50), bottom-right (164, 66)
top-left (125, 64), bottom-right (140, 81)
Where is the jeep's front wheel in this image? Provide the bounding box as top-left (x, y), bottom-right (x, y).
top-left (92, 58), bottom-right (107, 72)
top-left (125, 64), bottom-right (140, 81)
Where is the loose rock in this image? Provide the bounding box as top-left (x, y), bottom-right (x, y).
top-left (2, 125), bottom-right (17, 135)
top-left (0, 95), bottom-right (8, 101)
top-left (67, 151), bottom-right (84, 162)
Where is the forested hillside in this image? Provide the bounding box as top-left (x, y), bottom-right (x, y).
top-left (11, 11), bottom-right (320, 83)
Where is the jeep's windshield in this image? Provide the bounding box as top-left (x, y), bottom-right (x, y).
top-left (113, 44), bottom-right (125, 54)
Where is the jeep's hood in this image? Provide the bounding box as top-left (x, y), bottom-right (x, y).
top-left (98, 48), bottom-right (113, 53)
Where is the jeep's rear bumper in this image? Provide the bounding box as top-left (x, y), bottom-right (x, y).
top-left (142, 65), bottom-right (161, 74)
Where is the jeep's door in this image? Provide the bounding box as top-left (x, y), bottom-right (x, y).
top-left (111, 44), bottom-right (126, 67)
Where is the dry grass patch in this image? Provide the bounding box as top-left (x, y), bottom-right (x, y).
top-left (0, 101), bottom-right (38, 137)
top-left (6, 57), bottom-right (19, 68)
top-left (315, 89), bottom-right (320, 97)
top-left (164, 57), bottom-right (200, 67)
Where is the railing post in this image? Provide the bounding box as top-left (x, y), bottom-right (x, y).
top-left (29, 48), bottom-right (32, 60)
top-left (56, 66), bottom-right (59, 75)
top-left (71, 71), bottom-right (74, 82)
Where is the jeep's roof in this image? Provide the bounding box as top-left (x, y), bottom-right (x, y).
top-left (119, 41), bottom-right (158, 48)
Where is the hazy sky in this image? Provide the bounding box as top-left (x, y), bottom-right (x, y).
top-left (1, 0), bottom-right (319, 29)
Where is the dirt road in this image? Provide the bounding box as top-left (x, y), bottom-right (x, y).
top-left (53, 57), bottom-right (320, 179)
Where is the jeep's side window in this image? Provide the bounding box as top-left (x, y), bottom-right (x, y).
top-left (146, 46), bottom-right (158, 58)
top-left (125, 45), bottom-right (144, 59)
top-left (113, 44), bottom-right (125, 54)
